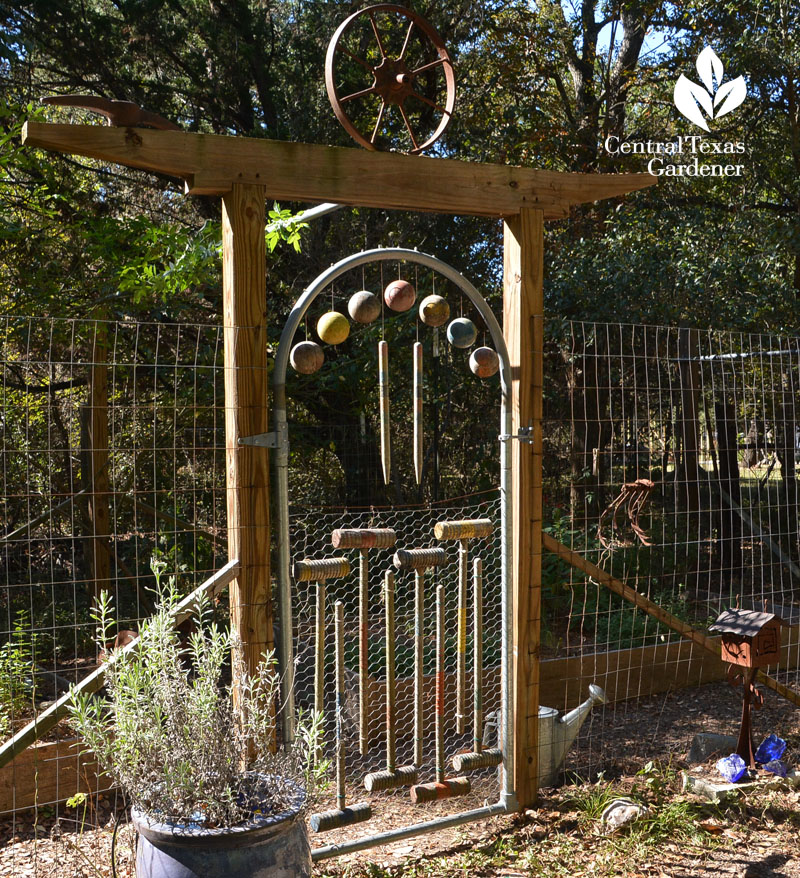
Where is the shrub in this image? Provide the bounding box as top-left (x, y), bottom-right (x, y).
top-left (69, 566), bottom-right (319, 828)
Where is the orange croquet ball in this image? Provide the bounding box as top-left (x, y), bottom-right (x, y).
top-left (384, 279), bottom-right (416, 312)
top-left (469, 346), bottom-right (500, 378)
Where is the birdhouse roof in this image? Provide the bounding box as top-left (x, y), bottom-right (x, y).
top-left (709, 608), bottom-right (785, 637)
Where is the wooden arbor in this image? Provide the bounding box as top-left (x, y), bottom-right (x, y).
top-left (22, 120), bottom-right (655, 807)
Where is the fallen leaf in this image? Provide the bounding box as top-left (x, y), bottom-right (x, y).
top-left (697, 819), bottom-right (725, 833)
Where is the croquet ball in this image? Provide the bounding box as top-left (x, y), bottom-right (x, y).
top-left (447, 317), bottom-right (477, 349)
top-left (317, 311), bottom-right (350, 344)
top-left (348, 290), bottom-right (381, 324)
top-left (384, 279), bottom-right (416, 312)
top-left (290, 341), bottom-right (324, 374)
top-left (469, 346), bottom-right (500, 378)
top-left (419, 294), bottom-right (450, 327)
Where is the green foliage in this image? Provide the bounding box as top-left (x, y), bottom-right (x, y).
top-left (69, 561), bottom-right (322, 827)
top-left (266, 203), bottom-right (309, 254)
top-left (0, 611), bottom-right (38, 736)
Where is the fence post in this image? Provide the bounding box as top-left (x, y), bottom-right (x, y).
top-left (222, 183), bottom-right (274, 714)
top-left (503, 208), bottom-right (544, 808)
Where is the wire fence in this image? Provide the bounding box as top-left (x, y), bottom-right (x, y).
top-left (544, 322), bottom-right (800, 780)
top-left (2, 314), bottom-right (800, 870)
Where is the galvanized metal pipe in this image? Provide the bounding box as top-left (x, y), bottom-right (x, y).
top-left (359, 548), bottom-right (369, 756)
top-left (272, 247), bottom-right (516, 823)
top-left (456, 538), bottom-right (468, 735)
top-left (473, 556), bottom-right (483, 754)
top-left (414, 568), bottom-right (424, 767)
top-left (311, 802), bottom-right (508, 862)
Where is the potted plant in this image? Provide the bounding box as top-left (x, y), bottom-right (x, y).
top-left (69, 563), bottom-right (320, 878)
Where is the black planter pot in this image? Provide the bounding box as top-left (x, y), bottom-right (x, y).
top-left (131, 782), bottom-right (312, 878)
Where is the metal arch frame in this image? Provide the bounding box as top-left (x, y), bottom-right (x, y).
top-left (272, 247), bottom-right (516, 860)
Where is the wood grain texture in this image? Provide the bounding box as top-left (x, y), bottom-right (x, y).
top-left (22, 123), bottom-right (656, 219)
top-left (222, 184), bottom-right (274, 708)
top-left (503, 208), bottom-right (544, 808)
top-left (0, 738), bottom-right (114, 814)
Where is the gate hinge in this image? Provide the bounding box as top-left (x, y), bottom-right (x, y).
top-left (238, 432), bottom-right (278, 448)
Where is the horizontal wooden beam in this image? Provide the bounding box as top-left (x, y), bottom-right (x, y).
top-left (22, 122), bottom-right (656, 219)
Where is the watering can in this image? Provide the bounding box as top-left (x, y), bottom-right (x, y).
top-left (537, 683), bottom-right (606, 787)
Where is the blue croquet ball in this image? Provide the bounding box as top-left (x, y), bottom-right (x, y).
top-left (447, 317), bottom-right (477, 349)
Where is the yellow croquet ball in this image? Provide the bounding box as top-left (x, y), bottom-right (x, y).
top-left (316, 311), bottom-right (350, 344)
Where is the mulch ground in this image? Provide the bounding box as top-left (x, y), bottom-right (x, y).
top-left (1, 677), bottom-right (798, 877)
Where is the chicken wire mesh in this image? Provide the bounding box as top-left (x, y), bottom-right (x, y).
top-left (288, 492), bottom-right (503, 843)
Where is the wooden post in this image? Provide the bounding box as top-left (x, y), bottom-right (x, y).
top-left (88, 321), bottom-right (110, 600)
top-left (222, 183), bottom-right (274, 707)
top-left (503, 208), bottom-right (544, 809)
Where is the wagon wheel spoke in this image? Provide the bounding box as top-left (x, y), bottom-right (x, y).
top-left (409, 90), bottom-right (449, 116)
top-left (399, 21), bottom-right (415, 60)
top-left (341, 47), bottom-right (375, 74)
top-left (341, 84), bottom-right (380, 103)
top-left (369, 12), bottom-right (387, 59)
top-left (398, 103), bottom-right (419, 151)
top-left (371, 101), bottom-right (387, 144)
top-left (410, 57), bottom-right (447, 76)
top-left (326, 5), bottom-right (455, 153)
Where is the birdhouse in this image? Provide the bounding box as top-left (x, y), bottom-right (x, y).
top-left (709, 608), bottom-right (785, 668)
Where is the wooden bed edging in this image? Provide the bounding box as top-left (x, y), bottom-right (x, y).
top-left (0, 559), bottom-right (240, 772)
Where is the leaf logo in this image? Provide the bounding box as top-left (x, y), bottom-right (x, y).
top-left (673, 47), bottom-right (746, 131)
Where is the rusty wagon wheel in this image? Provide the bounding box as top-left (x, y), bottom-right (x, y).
top-left (325, 4), bottom-right (456, 154)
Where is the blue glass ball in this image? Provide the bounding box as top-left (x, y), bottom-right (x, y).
top-left (446, 318), bottom-right (477, 349)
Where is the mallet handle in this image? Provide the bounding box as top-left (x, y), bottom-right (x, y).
top-left (315, 582), bottom-right (326, 718)
top-left (359, 549), bottom-right (369, 756)
top-left (456, 539), bottom-right (467, 735)
top-left (473, 557), bottom-right (483, 754)
top-left (335, 600), bottom-right (346, 810)
top-left (414, 569), bottom-right (424, 767)
top-left (385, 569), bottom-right (396, 771)
top-left (436, 583), bottom-right (445, 783)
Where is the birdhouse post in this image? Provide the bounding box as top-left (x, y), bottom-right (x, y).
top-left (709, 609), bottom-right (786, 767)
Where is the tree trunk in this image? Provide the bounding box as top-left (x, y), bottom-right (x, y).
top-left (714, 397), bottom-right (743, 589)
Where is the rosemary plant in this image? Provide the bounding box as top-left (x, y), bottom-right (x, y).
top-left (70, 565), bottom-right (320, 828)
